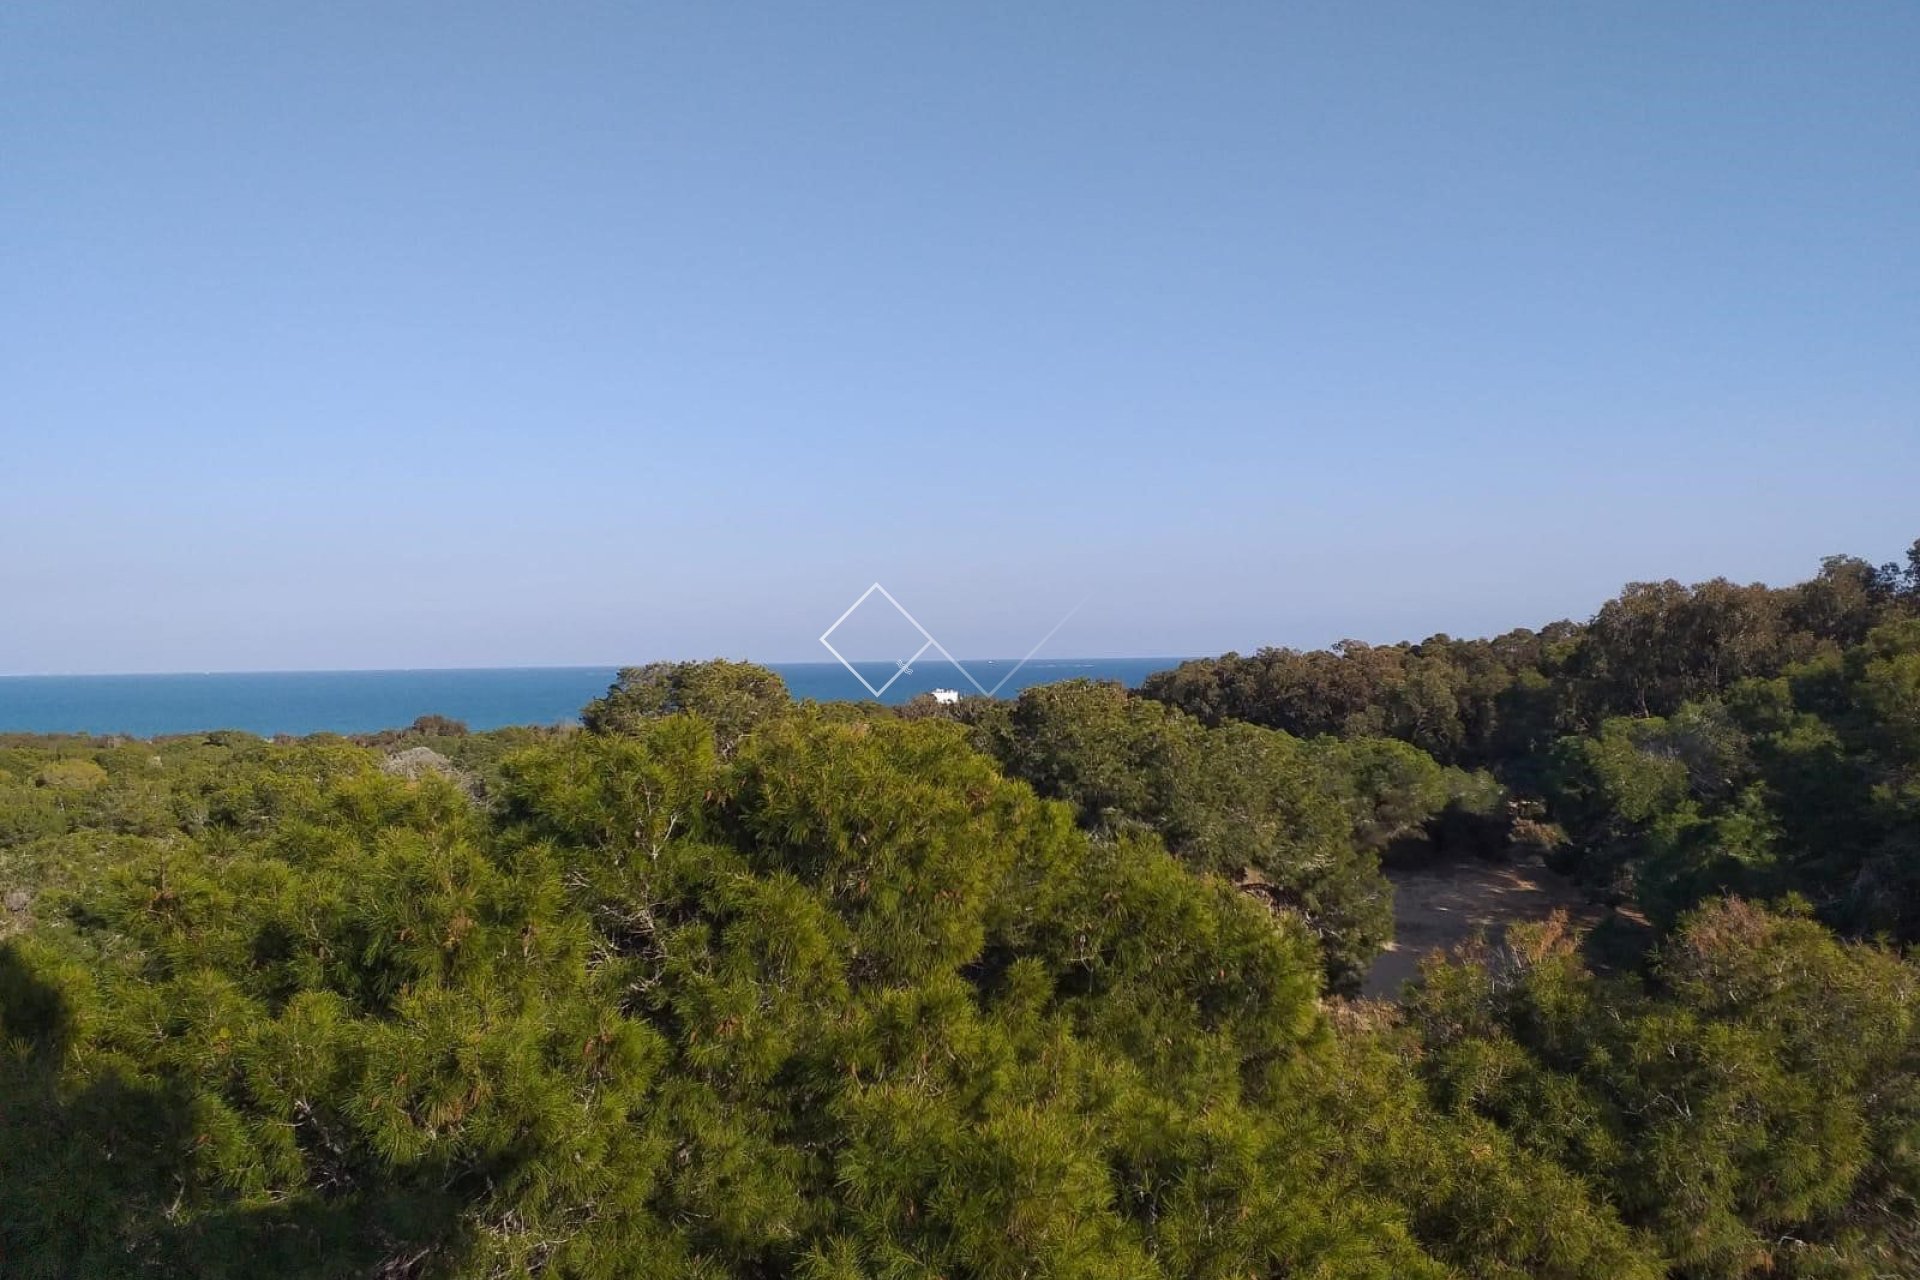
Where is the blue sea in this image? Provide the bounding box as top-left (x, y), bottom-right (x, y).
top-left (0, 659), bottom-right (1181, 738)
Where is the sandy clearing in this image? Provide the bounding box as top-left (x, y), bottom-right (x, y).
top-left (1362, 854), bottom-right (1613, 1000)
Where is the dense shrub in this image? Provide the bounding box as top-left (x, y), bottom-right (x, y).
top-left (4, 532), bottom-right (1919, 1280)
top-left (0, 702), bottom-right (1502, 1277)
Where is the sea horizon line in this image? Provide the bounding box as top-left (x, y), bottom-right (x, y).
top-left (0, 657), bottom-right (1192, 681)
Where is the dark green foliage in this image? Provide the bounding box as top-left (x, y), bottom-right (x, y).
top-left (1314, 1001), bottom-right (1666, 1280)
top-left (966, 678), bottom-right (1407, 992)
top-left (1404, 900), bottom-right (1920, 1278)
top-left (1141, 626), bottom-right (1584, 769)
top-left (582, 659), bottom-right (791, 752)
top-left (1543, 620), bottom-right (1920, 937)
top-left (5, 533), bottom-right (1920, 1279)
top-left (1136, 540), bottom-right (1920, 947)
top-left (1143, 541), bottom-right (1920, 774)
top-left (5, 688), bottom-right (1575, 1278)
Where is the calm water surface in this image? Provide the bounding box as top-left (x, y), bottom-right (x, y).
top-left (0, 659), bottom-right (1181, 737)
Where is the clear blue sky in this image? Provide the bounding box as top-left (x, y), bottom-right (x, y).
top-left (3, 3), bottom-right (1915, 674)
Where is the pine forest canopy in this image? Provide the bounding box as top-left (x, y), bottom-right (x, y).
top-left (1, 538), bottom-right (1918, 1278)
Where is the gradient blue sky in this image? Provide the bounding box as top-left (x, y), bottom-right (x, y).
top-left (3, 3), bottom-right (1915, 674)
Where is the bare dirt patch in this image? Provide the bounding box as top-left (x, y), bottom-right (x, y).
top-left (1364, 854), bottom-right (1621, 999)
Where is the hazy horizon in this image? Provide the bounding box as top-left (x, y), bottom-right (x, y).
top-left (0, 656), bottom-right (1194, 680)
top-left (5, 539), bottom-right (1920, 679)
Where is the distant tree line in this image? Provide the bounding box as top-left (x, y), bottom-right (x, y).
top-left (1142, 541), bottom-right (1920, 942)
top-left (1143, 543), bottom-right (1920, 768)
